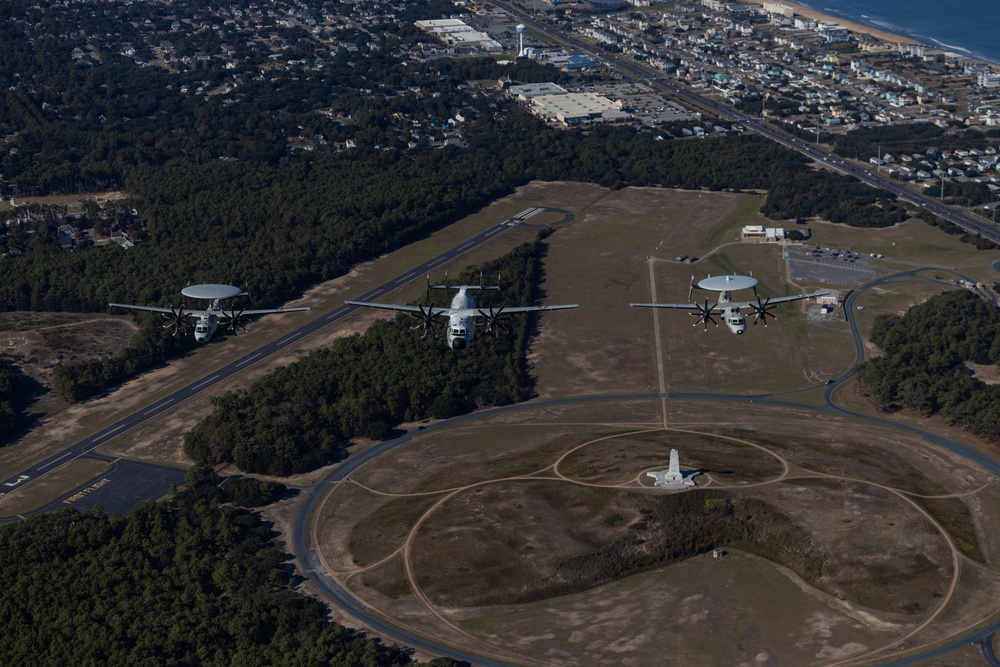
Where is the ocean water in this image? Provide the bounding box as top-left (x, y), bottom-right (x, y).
top-left (790, 0), bottom-right (1000, 65)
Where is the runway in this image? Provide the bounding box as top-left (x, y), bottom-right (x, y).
top-left (0, 206), bottom-right (572, 520)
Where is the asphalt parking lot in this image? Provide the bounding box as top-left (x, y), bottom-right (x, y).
top-left (786, 245), bottom-right (879, 286)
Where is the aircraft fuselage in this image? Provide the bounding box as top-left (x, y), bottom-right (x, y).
top-left (193, 298), bottom-right (227, 342)
top-left (717, 292), bottom-right (746, 335)
top-left (447, 288), bottom-right (475, 350)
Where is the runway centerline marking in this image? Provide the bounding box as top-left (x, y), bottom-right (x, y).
top-left (38, 452), bottom-right (73, 471)
top-left (143, 398), bottom-right (174, 416)
top-left (189, 375), bottom-right (220, 392)
top-left (235, 352), bottom-right (262, 368)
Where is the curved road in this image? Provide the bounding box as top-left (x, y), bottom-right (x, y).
top-left (0, 206), bottom-right (573, 518)
top-left (294, 268), bottom-right (1000, 666)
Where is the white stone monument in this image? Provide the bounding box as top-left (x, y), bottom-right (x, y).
top-left (647, 449), bottom-right (696, 489)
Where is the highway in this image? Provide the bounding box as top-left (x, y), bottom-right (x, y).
top-left (293, 267), bottom-right (1000, 667)
top-left (0, 205), bottom-right (569, 517)
top-left (490, 0), bottom-right (1000, 245)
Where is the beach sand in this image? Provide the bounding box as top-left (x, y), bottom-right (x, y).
top-left (748, 1), bottom-right (919, 46)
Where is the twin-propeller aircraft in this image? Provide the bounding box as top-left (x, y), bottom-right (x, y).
top-left (111, 273), bottom-right (828, 348)
top-left (347, 277), bottom-right (578, 350)
top-left (630, 274), bottom-right (829, 334)
top-left (110, 284), bottom-right (310, 343)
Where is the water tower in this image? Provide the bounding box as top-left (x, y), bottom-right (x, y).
top-left (516, 24), bottom-right (526, 57)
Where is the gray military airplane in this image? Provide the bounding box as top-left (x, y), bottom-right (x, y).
top-left (347, 277), bottom-right (577, 350)
top-left (631, 274), bottom-right (829, 334)
top-left (110, 283), bottom-right (310, 343)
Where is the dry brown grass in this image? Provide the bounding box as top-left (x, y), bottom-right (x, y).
top-left (317, 395), bottom-right (1000, 665)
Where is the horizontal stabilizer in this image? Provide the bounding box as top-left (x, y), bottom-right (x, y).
top-left (428, 284), bottom-right (500, 291)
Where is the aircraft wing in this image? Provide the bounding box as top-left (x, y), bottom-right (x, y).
top-left (475, 304), bottom-right (578, 315)
top-left (108, 303), bottom-right (209, 317)
top-left (732, 290), bottom-right (830, 309)
top-left (239, 307), bottom-right (310, 315)
top-left (629, 302), bottom-right (704, 310)
top-left (346, 301), bottom-right (449, 315)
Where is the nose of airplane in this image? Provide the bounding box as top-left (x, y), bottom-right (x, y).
top-left (451, 338), bottom-right (466, 350)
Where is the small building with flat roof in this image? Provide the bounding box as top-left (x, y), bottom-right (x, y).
top-left (742, 225), bottom-right (786, 241)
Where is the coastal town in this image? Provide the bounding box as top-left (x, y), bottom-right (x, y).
top-left (4, 0), bottom-right (1000, 249)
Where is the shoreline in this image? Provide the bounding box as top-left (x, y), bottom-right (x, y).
top-left (748, 1), bottom-right (920, 47)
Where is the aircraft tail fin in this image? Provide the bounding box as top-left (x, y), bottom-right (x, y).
top-left (428, 271), bottom-right (499, 291)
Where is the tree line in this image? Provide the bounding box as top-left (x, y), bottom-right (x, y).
top-left (0, 358), bottom-right (25, 441)
top-left (760, 167), bottom-right (908, 227)
top-left (856, 289), bottom-right (1000, 441)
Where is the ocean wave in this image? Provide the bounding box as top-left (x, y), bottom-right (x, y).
top-left (928, 39), bottom-right (974, 56)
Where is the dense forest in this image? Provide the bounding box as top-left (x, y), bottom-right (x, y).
top-left (0, 466), bottom-right (442, 667)
top-left (760, 168), bottom-right (908, 227)
top-left (184, 235), bottom-right (552, 475)
top-left (856, 290), bottom-right (1000, 440)
top-left (0, 358), bottom-right (24, 440)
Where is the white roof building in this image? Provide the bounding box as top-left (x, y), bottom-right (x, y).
top-left (414, 19), bottom-right (502, 52)
top-left (529, 92), bottom-right (630, 126)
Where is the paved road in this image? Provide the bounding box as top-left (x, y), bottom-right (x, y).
top-left (981, 633), bottom-right (1000, 667)
top-left (0, 206), bottom-right (571, 519)
top-left (293, 267), bottom-right (1000, 666)
top-left (491, 2), bottom-right (1000, 246)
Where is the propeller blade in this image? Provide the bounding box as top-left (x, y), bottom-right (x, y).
top-left (226, 307), bottom-right (248, 335)
top-left (688, 300), bottom-right (717, 330)
top-left (477, 305), bottom-right (509, 336)
top-left (162, 304), bottom-right (190, 337)
top-left (408, 304), bottom-right (438, 337)
top-left (750, 296), bottom-right (776, 327)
